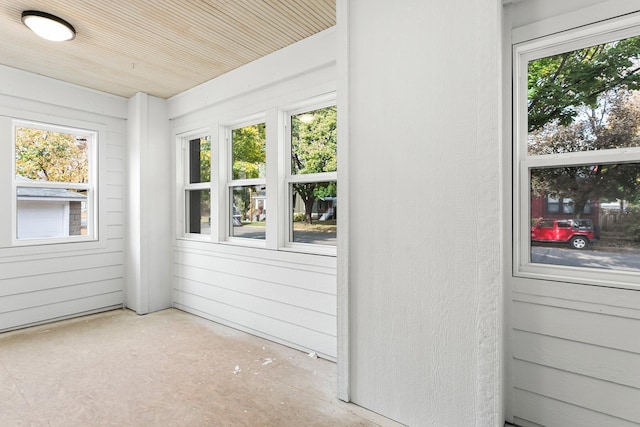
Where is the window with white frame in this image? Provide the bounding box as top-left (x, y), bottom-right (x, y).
top-left (514, 20), bottom-right (640, 286)
top-left (184, 136), bottom-right (211, 236)
top-left (177, 94), bottom-right (337, 254)
top-left (228, 121), bottom-right (266, 240)
top-left (13, 121), bottom-right (97, 243)
top-left (286, 103), bottom-right (337, 246)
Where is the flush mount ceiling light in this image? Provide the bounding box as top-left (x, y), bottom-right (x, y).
top-left (21, 10), bottom-right (76, 42)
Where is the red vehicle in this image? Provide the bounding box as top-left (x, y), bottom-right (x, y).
top-left (531, 218), bottom-right (596, 249)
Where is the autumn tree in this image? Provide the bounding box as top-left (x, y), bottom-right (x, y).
top-left (15, 127), bottom-right (88, 183)
top-left (291, 106), bottom-right (337, 223)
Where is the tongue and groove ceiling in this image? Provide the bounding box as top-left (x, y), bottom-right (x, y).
top-left (0, 1), bottom-right (335, 98)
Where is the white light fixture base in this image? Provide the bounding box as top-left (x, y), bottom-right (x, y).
top-left (22, 10), bottom-right (76, 42)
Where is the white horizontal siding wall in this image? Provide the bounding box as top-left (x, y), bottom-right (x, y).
top-left (0, 66), bottom-right (127, 332)
top-left (505, 3), bottom-right (640, 425)
top-left (173, 241), bottom-right (337, 358)
top-left (510, 280), bottom-right (640, 427)
top-left (169, 29), bottom-right (338, 359)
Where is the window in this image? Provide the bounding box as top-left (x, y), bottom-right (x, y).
top-left (228, 122), bottom-right (266, 240)
top-left (287, 104), bottom-right (337, 246)
top-left (13, 122), bottom-right (97, 243)
top-left (177, 93), bottom-right (337, 254)
top-left (184, 136), bottom-right (211, 235)
top-left (514, 21), bottom-right (640, 286)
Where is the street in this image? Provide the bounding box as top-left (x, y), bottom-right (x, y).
top-left (531, 245), bottom-right (640, 272)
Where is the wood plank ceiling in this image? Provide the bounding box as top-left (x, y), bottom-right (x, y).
top-left (0, 0), bottom-right (335, 98)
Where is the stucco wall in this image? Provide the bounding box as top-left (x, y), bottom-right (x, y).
top-left (344, 1), bottom-right (502, 425)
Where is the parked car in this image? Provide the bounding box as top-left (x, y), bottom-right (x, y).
top-left (531, 218), bottom-right (596, 249)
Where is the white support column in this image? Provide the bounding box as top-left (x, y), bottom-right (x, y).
top-left (126, 92), bottom-right (172, 314)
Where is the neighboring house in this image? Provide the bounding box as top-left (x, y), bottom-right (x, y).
top-left (531, 194), bottom-right (599, 223)
top-left (16, 176), bottom-right (86, 239)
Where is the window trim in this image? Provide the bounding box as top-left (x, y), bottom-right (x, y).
top-left (283, 95), bottom-right (337, 254)
top-left (178, 130), bottom-right (215, 242)
top-left (513, 17), bottom-right (640, 289)
top-left (224, 115), bottom-right (268, 246)
top-left (175, 92), bottom-right (338, 256)
top-left (10, 119), bottom-right (101, 247)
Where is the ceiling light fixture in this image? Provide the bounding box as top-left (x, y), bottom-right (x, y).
top-left (21, 10), bottom-right (76, 42)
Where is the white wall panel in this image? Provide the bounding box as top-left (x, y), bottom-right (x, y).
top-left (344, 0), bottom-right (502, 425)
top-left (0, 67), bottom-right (126, 332)
top-left (168, 29), bottom-right (338, 360)
top-left (510, 294), bottom-right (640, 425)
top-left (515, 359), bottom-right (640, 424)
top-left (506, 2), bottom-right (640, 425)
top-left (514, 390), bottom-right (639, 427)
top-left (173, 244), bottom-right (337, 358)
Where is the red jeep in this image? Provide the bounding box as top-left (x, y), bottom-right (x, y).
top-left (531, 218), bottom-right (596, 249)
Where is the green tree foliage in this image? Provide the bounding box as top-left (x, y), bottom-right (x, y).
top-left (199, 136), bottom-right (211, 183)
top-left (15, 127), bottom-right (88, 183)
top-left (291, 106), bottom-right (337, 223)
top-left (530, 92), bottom-right (640, 215)
top-left (528, 36), bottom-right (640, 215)
top-left (233, 123), bottom-right (266, 180)
top-left (528, 35), bottom-right (640, 133)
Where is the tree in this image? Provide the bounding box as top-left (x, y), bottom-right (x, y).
top-left (291, 106), bottom-right (337, 223)
top-left (232, 123), bottom-right (266, 180)
top-left (528, 35), bottom-right (640, 133)
top-left (15, 127), bottom-right (88, 183)
top-left (528, 35), bottom-right (640, 216)
top-left (530, 91), bottom-right (640, 216)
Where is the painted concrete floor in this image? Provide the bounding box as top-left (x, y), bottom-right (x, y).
top-left (0, 308), bottom-right (402, 426)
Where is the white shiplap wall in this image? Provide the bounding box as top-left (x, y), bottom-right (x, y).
top-left (0, 66), bottom-right (127, 332)
top-left (510, 280), bottom-right (640, 427)
top-left (506, 2), bottom-right (640, 425)
top-left (173, 242), bottom-right (337, 357)
top-left (169, 29), bottom-right (338, 359)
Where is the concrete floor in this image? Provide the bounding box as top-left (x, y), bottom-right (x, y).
top-left (0, 309), bottom-right (401, 426)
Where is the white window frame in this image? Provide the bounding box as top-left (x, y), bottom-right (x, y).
top-left (224, 115), bottom-right (267, 247)
top-left (283, 95), bottom-right (337, 255)
top-left (174, 92), bottom-right (337, 256)
top-left (513, 16), bottom-right (640, 289)
top-left (179, 130), bottom-right (214, 241)
top-left (11, 119), bottom-right (98, 246)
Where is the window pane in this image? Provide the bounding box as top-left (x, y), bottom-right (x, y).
top-left (16, 127), bottom-right (89, 183)
top-left (530, 163), bottom-right (640, 271)
top-left (189, 136), bottom-right (211, 184)
top-left (17, 187), bottom-right (87, 238)
top-left (528, 35), bottom-right (640, 155)
top-left (291, 106), bottom-right (337, 175)
top-left (186, 189), bottom-right (210, 235)
top-left (291, 181), bottom-right (336, 246)
top-left (231, 185), bottom-right (266, 240)
top-left (232, 123), bottom-right (266, 180)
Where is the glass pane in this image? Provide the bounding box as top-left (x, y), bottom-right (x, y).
top-left (189, 136), bottom-right (211, 184)
top-left (186, 189), bottom-right (210, 235)
top-left (528, 35), bottom-right (640, 155)
top-left (291, 181), bottom-right (336, 246)
top-left (530, 163), bottom-right (640, 271)
top-left (291, 106), bottom-right (337, 175)
top-left (232, 123), bottom-right (266, 180)
top-left (16, 127), bottom-right (89, 183)
top-left (16, 187), bottom-right (87, 238)
top-left (231, 185), bottom-right (266, 240)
